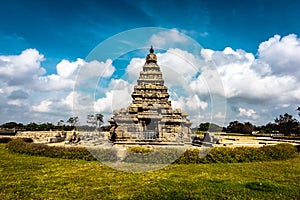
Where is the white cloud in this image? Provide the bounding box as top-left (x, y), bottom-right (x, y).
top-left (238, 108), bottom-right (258, 119)
top-left (94, 79), bottom-right (133, 113)
top-left (0, 48), bottom-right (45, 86)
top-left (0, 49), bottom-right (117, 124)
top-left (1, 33), bottom-right (300, 126)
top-left (31, 100), bottom-right (52, 113)
top-left (56, 58), bottom-right (83, 78)
top-left (258, 34), bottom-right (300, 78)
top-left (77, 59), bottom-right (115, 81)
top-left (125, 58), bottom-right (144, 81)
top-left (149, 29), bottom-right (188, 49)
top-left (198, 46), bottom-right (299, 103)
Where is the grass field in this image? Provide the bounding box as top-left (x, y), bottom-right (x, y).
top-left (0, 144), bottom-right (299, 199)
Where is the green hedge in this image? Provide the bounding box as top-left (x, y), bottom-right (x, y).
top-left (6, 138), bottom-right (96, 161)
top-left (175, 143), bottom-right (299, 164)
top-left (6, 139), bottom-right (299, 164)
top-left (88, 148), bottom-right (118, 162)
top-left (0, 137), bottom-right (12, 143)
top-left (0, 137), bottom-right (33, 144)
top-left (123, 148), bottom-right (184, 164)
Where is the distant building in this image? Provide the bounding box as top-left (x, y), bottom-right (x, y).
top-left (108, 47), bottom-right (192, 143)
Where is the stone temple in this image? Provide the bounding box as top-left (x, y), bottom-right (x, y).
top-left (108, 47), bottom-right (192, 143)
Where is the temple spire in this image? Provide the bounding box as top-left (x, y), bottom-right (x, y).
top-left (146, 46), bottom-right (157, 63)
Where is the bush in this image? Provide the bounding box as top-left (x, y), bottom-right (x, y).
top-left (173, 143), bottom-right (299, 164)
top-left (123, 148), bottom-right (184, 164)
top-left (127, 146), bottom-right (154, 154)
top-left (6, 138), bottom-right (96, 161)
top-left (173, 149), bottom-right (201, 164)
top-left (88, 148), bottom-right (118, 162)
top-left (202, 147), bottom-right (263, 163)
top-left (295, 145), bottom-right (300, 153)
top-left (6, 138), bottom-right (299, 164)
top-left (0, 137), bottom-right (12, 143)
top-left (260, 143), bottom-right (299, 161)
top-left (202, 143), bottom-right (298, 163)
top-left (0, 137), bottom-right (33, 144)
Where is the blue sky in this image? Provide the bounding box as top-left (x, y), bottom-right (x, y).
top-left (2, 0), bottom-right (299, 60)
top-left (0, 0), bottom-right (300, 126)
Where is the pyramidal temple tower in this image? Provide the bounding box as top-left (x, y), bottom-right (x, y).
top-left (108, 47), bottom-right (192, 143)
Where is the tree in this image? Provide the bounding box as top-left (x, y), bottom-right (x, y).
top-left (257, 123), bottom-right (277, 133)
top-left (57, 120), bottom-right (64, 126)
top-left (297, 106), bottom-right (300, 117)
top-left (95, 114), bottom-right (104, 128)
top-left (198, 122), bottom-right (223, 132)
top-left (274, 113), bottom-right (300, 136)
top-left (243, 122), bottom-right (255, 134)
top-left (0, 122), bottom-right (24, 129)
top-left (87, 114), bottom-right (104, 130)
top-left (25, 122), bottom-right (39, 131)
top-left (226, 121), bottom-right (255, 134)
top-left (198, 122), bottom-right (210, 131)
top-left (67, 116), bottom-right (79, 130)
top-left (227, 121), bottom-right (244, 133)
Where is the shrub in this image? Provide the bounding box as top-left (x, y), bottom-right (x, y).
top-left (295, 145), bottom-right (300, 153)
top-left (88, 148), bottom-right (118, 162)
top-left (0, 137), bottom-right (32, 144)
top-left (123, 148), bottom-right (184, 164)
top-left (260, 143), bottom-right (299, 161)
top-left (126, 146), bottom-right (154, 154)
top-left (202, 146), bottom-right (263, 163)
top-left (0, 137), bottom-right (12, 143)
top-left (6, 138), bottom-right (299, 164)
top-left (6, 138), bottom-right (96, 161)
top-left (202, 143), bottom-right (298, 163)
top-left (173, 143), bottom-right (299, 164)
top-left (173, 149), bottom-right (201, 164)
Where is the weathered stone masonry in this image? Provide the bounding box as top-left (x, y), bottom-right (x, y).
top-left (108, 47), bottom-right (192, 143)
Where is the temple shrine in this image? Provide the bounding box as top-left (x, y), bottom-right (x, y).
top-left (108, 47), bottom-right (192, 143)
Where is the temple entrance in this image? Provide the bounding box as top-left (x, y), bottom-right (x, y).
top-left (143, 118), bottom-right (158, 140)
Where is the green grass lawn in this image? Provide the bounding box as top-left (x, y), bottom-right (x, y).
top-left (0, 144), bottom-right (299, 199)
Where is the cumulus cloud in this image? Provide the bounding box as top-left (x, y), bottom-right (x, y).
top-left (258, 34), bottom-right (300, 78)
top-left (1, 33), bottom-right (300, 126)
top-left (125, 58), bottom-right (144, 81)
top-left (0, 48), bottom-right (45, 86)
top-left (238, 108), bottom-right (258, 119)
top-left (149, 29), bottom-right (188, 48)
top-left (121, 34), bottom-right (300, 125)
top-left (31, 100), bottom-right (53, 113)
top-left (0, 49), bottom-right (117, 124)
top-left (198, 45), bottom-right (299, 103)
top-left (94, 79), bottom-right (134, 113)
top-left (196, 35), bottom-right (300, 124)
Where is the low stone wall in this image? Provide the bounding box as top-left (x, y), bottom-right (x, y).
top-left (16, 131), bottom-right (74, 143)
top-left (16, 131), bottom-right (111, 145)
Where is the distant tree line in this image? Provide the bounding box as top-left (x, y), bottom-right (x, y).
top-left (0, 114), bottom-right (105, 132)
top-left (196, 107), bottom-right (300, 136)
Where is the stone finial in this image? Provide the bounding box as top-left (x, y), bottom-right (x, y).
top-left (146, 46), bottom-right (157, 63)
top-left (150, 45), bottom-right (154, 53)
